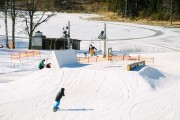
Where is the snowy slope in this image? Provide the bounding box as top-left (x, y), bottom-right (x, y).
top-left (0, 13), bottom-right (180, 120)
top-left (0, 57), bottom-right (180, 120)
top-left (0, 65), bottom-right (153, 120)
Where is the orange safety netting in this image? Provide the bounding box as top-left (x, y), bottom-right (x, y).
top-left (78, 55), bottom-right (154, 64)
top-left (11, 50), bottom-right (40, 60)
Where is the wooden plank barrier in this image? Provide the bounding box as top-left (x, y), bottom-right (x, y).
top-left (127, 60), bottom-right (145, 71)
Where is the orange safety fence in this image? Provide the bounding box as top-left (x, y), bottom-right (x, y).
top-left (139, 57), bottom-right (154, 63)
top-left (11, 50), bottom-right (41, 60)
top-left (108, 55), bottom-right (138, 61)
top-left (26, 51), bottom-right (34, 57)
top-left (109, 55), bottom-right (154, 63)
top-left (20, 52), bottom-right (28, 59)
top-left (33, 50), bottom-right (41, 56)
top-left (78, 55), bottom-right (154, 64)
top-left (78, 56), bottom-right (108, 63)
top-left (11, 53), bottom-right (20, 60)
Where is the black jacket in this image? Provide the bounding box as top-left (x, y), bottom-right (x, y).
top-left (89, 46), bottom-right (97, 52)
top-left (55, 88), bottom-right (65, 101)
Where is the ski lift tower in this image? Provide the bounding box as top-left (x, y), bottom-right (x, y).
top-left (98, 23), bottom-right (107, 57)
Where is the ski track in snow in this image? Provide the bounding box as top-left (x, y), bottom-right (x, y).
top-left (0, 67), bottom-right (149, 120)
top-left (0, 54), bottom-right (180, 120)
top-left (0, 62), bottom-right (179, 119)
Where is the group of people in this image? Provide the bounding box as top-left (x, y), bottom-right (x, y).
top-left (38, 59), bottom-right (65, 112)
top-left (51, 44), bottom-right (97, 112)
top-left (38, 44), bottom-right (97, 111)
top-left (37, 44), bottom-right (97, 112)
top-left (38, 59), bottom-right (51, 70)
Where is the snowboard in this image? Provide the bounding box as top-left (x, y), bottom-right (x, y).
top-left (53, 108), bottom-right (59, 112)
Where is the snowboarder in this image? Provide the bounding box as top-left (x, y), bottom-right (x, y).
top-left (53, 88), bottom-right (65, 112)
top-left (38, 59), bottom-right (45, 70)
top-left (89, 44), bottom-right (97, 56)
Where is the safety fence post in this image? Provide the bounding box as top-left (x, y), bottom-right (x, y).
top-left (138, 55), bottom-right (140, 61)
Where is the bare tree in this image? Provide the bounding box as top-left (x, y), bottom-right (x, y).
top-left (4, 0), bottom-right (9, 48)
top-left (20, 0), bottom-right (56, 49)
top-left (10, 0), bottom-right (17, 49)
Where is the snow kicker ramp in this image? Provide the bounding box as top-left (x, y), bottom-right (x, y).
top-left (51, 50), bottom-right (78, 68)
top-left (0, 66), bottom-right (180, 120)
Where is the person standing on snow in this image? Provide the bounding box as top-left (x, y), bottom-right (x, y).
top-left (89, 44), bottom-right (92, 53)
top-left (38, 59), bottom-right (45, 70)
top-left (89, 44), bottom-right (97, 56)
top-left (53, 88), bottom-right (65, 111)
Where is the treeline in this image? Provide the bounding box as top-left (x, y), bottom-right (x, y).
top-left (107, 0), bottom-right (180, 21)
top-left (0, 0), bottom-right (179, 21)
top-left (53, 0), bottom-right (180, 21)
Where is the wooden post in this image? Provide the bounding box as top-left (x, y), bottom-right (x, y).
top-left (33, 50), bottom-right (34, 58)
top-left (26, 52), bottom-right (28, 59)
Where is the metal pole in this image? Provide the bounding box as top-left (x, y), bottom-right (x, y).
top-left (67, 21), bottom-right (70, 49)
top-left (103, 23), bottom-right (106, 58)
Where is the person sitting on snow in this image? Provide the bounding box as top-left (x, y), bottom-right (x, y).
top-left (46, 63), bottom-right (51, 68)
top-left (38, 59), bottom-right (45, 70)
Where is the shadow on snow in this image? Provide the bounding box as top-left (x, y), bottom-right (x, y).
top-left (139, 66), bottom-right (165, 89)
top-left (62, 63), bottom-right (90, 68)
top-left (59, 108), bottom-right (94, 111)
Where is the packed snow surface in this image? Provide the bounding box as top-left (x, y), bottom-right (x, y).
top-left (0, 13), bottom-right (180, 120)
